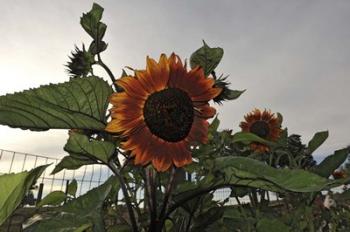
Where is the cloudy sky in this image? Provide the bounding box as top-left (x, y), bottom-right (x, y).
top-left (0, 0), bottom-right (349, 162)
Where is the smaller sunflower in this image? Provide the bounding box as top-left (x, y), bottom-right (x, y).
top-left (239, 109), bottom-right (282, 153)
top-left (332, 170), bottom-right (347, 179)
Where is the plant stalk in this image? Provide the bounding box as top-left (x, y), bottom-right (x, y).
top-left (108, 161), bottom-right (139, 232)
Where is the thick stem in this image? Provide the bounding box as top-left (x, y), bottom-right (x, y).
top-left (158, 167), bottom-right (177, 228)
top-left (108, 161), bottom-right (139, 232)
top-left (147, 168), bottom-right (157, 232)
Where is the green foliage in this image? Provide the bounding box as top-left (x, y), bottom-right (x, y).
top-left (67, 179), bottom-right (78, 197)
top-left (256, 218), bottom-right (291, 232)
top-left (81, 3), bottom-right (108, 55)
top-left (232, 132), bottom-right (275, 146)
top-left (307, 131), bottom-right (329, 155)
top-left (52, 132), bottom-right (116, 174)
top-left (313, 148), bottom-right (349, 178)
top-left (26, 176), bottom-right (116, 232)
top-left (190, 40), bottom-right (224, 76)
top-left (37, 191), bottom-right (67, 207)
top-left (0, 165), bottom-right (48, 225)
top-left (0, 76), bottom-right (112, 131)
top-left (215, 156), bottom-right (336, 192)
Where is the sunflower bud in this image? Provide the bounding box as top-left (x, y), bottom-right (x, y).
top-left (66, 45), bottom-right (94, 78)
top-left (213, 74), bottom-right (245, 104)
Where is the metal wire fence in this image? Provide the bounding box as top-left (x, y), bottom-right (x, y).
top-left (0, 149), bottom-right (112, 202)
top-left (0, 148), bottom-right (255, 205)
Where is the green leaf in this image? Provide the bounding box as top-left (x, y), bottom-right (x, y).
top-left (225, 89), bottom-right (245, 100)
top-left (232, 132), bottom-right (275, 146)
top-left (0, 165), bottom-right (48, 225)
top-left (307, 131), bottom-right (329, 155)
top-left (81, 3), bottom-right (107, 41)
top-left (65, 132), bottom-right (115, 163)
top-left (25, 176), bottom-right (116, 232)
top-left (191, 207), bottom-right (225, 231)
top-left (51, 154), bottom-right (95, 175)
top-left (313, 148), bottom-right (349, 178)
top-left (0, 76), bottom-right (113, 131)
top-left (215, 156), bottom-right (337, 192)
top-left (89, 40), bottom-right (108, 55)
top-left (190, 40), bottom-right (224, 76)
top-left (37, 191), bottom-right (66, 207)
top-left (256, 218), bottom-right (291, 232)
top-left (67, 179), bottom-right (78, 197)
top-left (52, 133), bottom-right (115, 174)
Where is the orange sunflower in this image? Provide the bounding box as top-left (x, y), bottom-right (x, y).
top-left (239, 109), bottom-right (282, 153)
top-left (106, 53), bottom-right (221, 172)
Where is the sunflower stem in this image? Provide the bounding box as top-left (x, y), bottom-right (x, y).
top-left (156, 166), bottom-right (177, 231)
top-left (96, 53), bottom-right (118, 91)
top-left (147, 168), bottom-right (158, 232)
top-left (108, 161), bottom-right (139, 232)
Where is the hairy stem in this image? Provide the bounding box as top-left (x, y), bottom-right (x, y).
top-left (97, 53), bottom-right (118, 90)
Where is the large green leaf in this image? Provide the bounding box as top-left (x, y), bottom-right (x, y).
top-left (306, 131), bottom-right (328, 155)
top-left (190, 40), bottom-right (224, 76)
top-left (215, 157), bottom-right (337, 192)
top-left (172, 157), bottom-right (342, 209)
top-left (0, 165), bottom-right (48, 225)
top-left (0, 76), bottom-right (112, 131)
top-left (25, 176), bottom-right (117, 232)
top-left (52, 132), bottom-right (115, 174)
top-left (312, 148), bottom-right (349, 178)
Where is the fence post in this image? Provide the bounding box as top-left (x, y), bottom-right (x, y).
top-left (37, 183), bottom-right (44, 204)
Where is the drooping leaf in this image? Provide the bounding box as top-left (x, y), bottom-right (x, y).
top-left (51, 154), bottom-right (95, 175)
top-left (25, 176), bottom-right (116, 232)
top-left (215, 156), bottom-right (337, 192)
top-left (312, 148), bottom-right (349, 178)
top-left (190, 40), bottom-right (224, 76)
top-left (67, 179), bottom-right (78, 197)
top-left (37, 191), bottom-right (67, 207)
top-left (0, 76), bottom-right (113, 131)
top-left (52, 133), bottom-right (115, 174)
top-left (232, 132), bottom-right (275, 146)
top-left (307, 131), bottom-right (329, 155)
top-left (173, 157), bottom-right (342, 208)
top-left (0, 165), bottom-right (48, 225)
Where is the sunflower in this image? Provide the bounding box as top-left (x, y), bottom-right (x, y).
top-left (332, 169), bottom-right (347, 179)
top-left (106, 53), bottom-right (221, 172)
top-left (239, 109), bottom-right (282, 153)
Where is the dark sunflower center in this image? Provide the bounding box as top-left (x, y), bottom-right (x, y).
top-left (250, 120), bottom-right (270, 138)
top-left (143, 88), bottom-right (194, 142)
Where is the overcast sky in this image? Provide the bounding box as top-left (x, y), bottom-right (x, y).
top-left (0, 0), bottom-right (349, 162)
